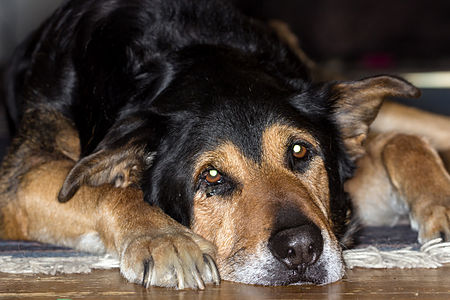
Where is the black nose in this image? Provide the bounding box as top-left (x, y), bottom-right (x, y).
top-left (268, 224), bottom-right (323, 269)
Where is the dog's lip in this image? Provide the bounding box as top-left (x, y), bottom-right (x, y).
top-left (267, 275), bottom-right (318, 286)
top-left (266, 267), bottom-right (323, 286)
top-left (288, 274), bottom-right (321, 286)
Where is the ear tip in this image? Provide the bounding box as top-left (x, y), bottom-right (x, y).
top-left (410, 86), bottom-right (422, 98)
top-left (393, 75), bottom-right (421, 98)
top-left (57, 186), bottom-right (76, 203)
top-left (377, 75), bottom-right (421, 99)
top-left (57, 191), bottom-right (70, 203)
top-left (401, 82), bottom-right (421, 99)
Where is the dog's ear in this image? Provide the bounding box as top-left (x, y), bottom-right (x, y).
top-left (57, 145), bottom-right (153, 203)
top-left (58, 113), bottom-right (166, 203)
top-left (330, 75), bottom-right (420, 159)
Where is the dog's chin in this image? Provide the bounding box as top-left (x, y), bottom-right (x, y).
top-left (220, 234), bottom-right (344, 286)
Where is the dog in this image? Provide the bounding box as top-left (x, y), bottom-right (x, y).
top-left (1, 0), bottom-right (449, 289)
top-left (271, 21), bottom-right (450, 242)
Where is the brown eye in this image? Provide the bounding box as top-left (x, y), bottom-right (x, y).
top-left (292, 144), bottom-right (307, 159)
top-left (205, 169), bottom-right (222, 184)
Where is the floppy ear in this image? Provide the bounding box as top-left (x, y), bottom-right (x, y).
top-left (58, 113), bottom-right (166, 203)
top-left (331, 75), bottom-right (420, 159)
top-left (57, 145), bottom-right (154, 203)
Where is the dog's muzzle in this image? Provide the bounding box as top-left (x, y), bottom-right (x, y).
top-left (268, 223), bottom-right (324, 271)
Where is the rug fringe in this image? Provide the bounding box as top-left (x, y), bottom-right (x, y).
top-left (0, 255), bottom-right (119, 275)
top-left (344, 238), bottom-right (450, 269)
top-left (1, 239), bottom-right (450, 275)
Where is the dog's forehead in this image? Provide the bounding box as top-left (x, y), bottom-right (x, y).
top-left (153, 47), bottom-right (329, 164)
top-left (194, 100), bottom-right (309, 162)
top-left (193, 119), bottom-right (320, 176)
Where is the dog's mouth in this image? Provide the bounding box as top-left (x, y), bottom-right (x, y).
top-left (255, 264), bottom-right (328, 286)
top-left (279, 260), bottom-right (341, 286)
top-left (280, 265), bottom-right (326, 286)
top-left (218, 232), bottom-right (344, 286)
top-left (220, 253), bottom-right (343, 286)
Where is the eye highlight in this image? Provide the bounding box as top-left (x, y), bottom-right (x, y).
top-left (292, 143), bottom-right (307, 159)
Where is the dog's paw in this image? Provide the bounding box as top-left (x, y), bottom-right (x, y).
top-left (410, 202), bottom-right (450, 244)
top-left (120, 231), bottom-right (220, 289)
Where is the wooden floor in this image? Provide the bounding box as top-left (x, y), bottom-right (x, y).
top-left (1, 266), bottom-right (450, 299)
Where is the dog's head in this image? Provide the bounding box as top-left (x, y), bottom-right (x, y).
top-left (59, 44), bottom-right (419, 285)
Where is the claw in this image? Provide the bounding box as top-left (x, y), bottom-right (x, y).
top-left (203, 254), bottom-right (221, 285)
top-left (193, 266), bottom-right (205, 290)
top-left (123, 234), bottom-right (219, 289)
top-left (172, 252), bottom-right (186, 290)
top-left (142, 258), bottom-right (154, 288)
top-left (176, 268), bottom-right (185, 290)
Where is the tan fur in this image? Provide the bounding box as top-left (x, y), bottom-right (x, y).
top-left (332, 76), bottom-right (420, 160)
top-left (57, 144), bottom-right (148, 203)
top-left (440, 149), bottom-right (450, 173)
top-left (0, 106), bottom-right (218, 289)
top-left (372, 101), bottom-right (450, 151)
top-left (191, 124), bottom-right (334, 279)
top-left (1, 158), bottom-right (218, 288)
top-left (273, 22), bottom-right (450, 244)
top-left (1, 18), bottom-right (448, 290)
top-left (345, 133), bottom-right (409, 226)
top-left (346, 133), bottom-right (450, 243)
top-left (382, 134), bottom-right (450, 243)
top-left (55, 129), bottom-right (81, 162)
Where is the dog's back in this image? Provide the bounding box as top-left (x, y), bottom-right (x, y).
top-left (4, 0), bottom-right (307, 148)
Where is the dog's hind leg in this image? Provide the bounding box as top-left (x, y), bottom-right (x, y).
top-left (382, 134), bottom-right (450, 243)
top-left (372, 102), bottom-right (450, 171)
top-left (346, 133), bottom-right (450, 243)
top-left (0, 110), bottom-right (219, 289)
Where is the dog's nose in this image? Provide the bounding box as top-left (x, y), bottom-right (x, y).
top-left (268, 224), bottom-right (323, 269)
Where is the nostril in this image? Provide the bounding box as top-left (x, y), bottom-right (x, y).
top-left (268, 223), bottom-right (323, 269)
top-left (287, 247), bottom-right (295, 258)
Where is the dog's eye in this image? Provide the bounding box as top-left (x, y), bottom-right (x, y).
top-left (292, 144), bottom-right (307, 159)
top-left (198, 168), bottom-right (236, 198)
top-left (205, 169), bottom-right (222, 184)
top-left (287, 141), bottom-right (314, 173)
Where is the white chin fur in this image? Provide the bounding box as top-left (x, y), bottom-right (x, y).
top-left (317, 229), bottom-right (345, 284)
top-left (222, 229), bottom-right (344, 286)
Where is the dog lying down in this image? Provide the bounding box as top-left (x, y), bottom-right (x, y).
top-left (1, 0), bottom-right (450, 289)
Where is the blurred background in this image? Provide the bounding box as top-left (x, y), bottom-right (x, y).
top-left (0, 0), bottom-right (449, 158)
top-left (232, 0), bottom-right (450, 116)
top-left (0, 0), bottom-right (63, 158)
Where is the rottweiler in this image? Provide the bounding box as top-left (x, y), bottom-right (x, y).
top-left (1, 0), bottom-right (449, 289)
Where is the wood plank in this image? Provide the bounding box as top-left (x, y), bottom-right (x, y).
top-left (1, 266), bottom-right (450, 299)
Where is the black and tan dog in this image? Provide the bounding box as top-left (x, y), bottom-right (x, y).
top-left (1, 0), bottom-right (450, 289)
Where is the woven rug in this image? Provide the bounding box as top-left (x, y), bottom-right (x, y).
top-left (1, 225), bottom-right (450, 275)
top-left (344, 225), bottom-right (450, 269)
top-left (0, 240), bottom-right (119, 275)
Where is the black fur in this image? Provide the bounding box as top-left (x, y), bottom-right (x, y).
top-left (3, 0), bottom-right (353, 238)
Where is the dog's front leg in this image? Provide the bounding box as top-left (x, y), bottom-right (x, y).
top-left (347, 133), bottom-right (450, 243)
top-left (1, 160), bottom-right (219, 289)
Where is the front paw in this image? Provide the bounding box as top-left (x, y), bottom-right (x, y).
top-left (120, 231), bottom-right (220, 289)
top-left (410, 201), bottom-right (450, 244)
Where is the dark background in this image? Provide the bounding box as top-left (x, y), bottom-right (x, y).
top-left (1, 0), bottom-right (449, 158)
top-left (232, 0), bottom-right (450, 118)
top-left (233, 0), bottom-right (450, 65)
